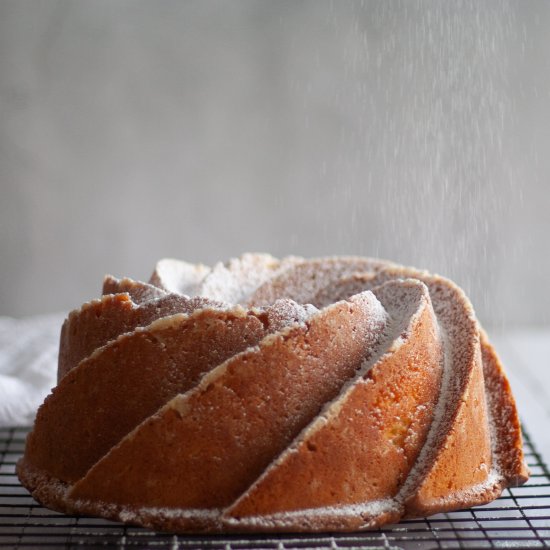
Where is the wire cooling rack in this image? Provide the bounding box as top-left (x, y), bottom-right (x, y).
top-left (1, 427), bottom-right (549, 549)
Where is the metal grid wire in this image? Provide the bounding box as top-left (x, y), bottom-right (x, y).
top-left (1, 427), bottom-right (549, 549)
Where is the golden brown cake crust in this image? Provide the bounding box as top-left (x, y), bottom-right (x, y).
top-left (57, 283), bottom-right (226, 382)
top-left (17, 254), bottom-right (529, 533)
top-left (26, 308), bottom-right (270, 484)
top-left (67, 293), bottom-right (388, 509)
top-left (226, 280), bottom-right (443, 531)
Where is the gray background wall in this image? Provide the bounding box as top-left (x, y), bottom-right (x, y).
top-left (1, 0), bottom-right (549, 327)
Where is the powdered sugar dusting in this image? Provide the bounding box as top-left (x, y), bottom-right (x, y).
top-left (198, 253), bottom-right (299, 304)
top-left (263, 299), bottom-right (319, 332)
top-left (117, 505), bottom-right (221, 522)
top-left (248, 256), bottom-right (387, 307)
top-left (224, 498), bottom-right (399, 530)
top-left (149, 259), bottom-right (211, 296)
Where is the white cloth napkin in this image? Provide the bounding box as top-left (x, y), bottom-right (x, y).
top-left (0, 313), bottom-right (65, 427)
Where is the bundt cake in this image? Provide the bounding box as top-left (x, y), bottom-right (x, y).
top-left (17, 253), bottom-right (529, 533)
